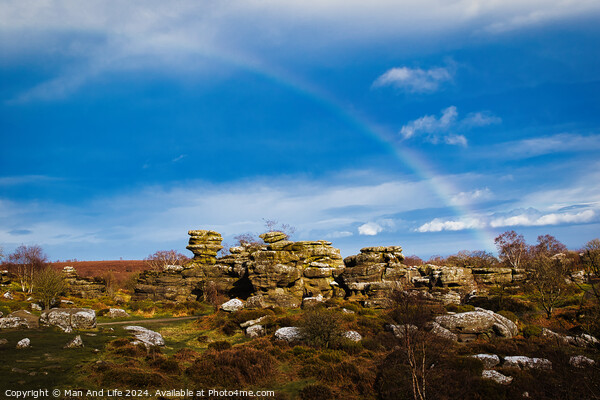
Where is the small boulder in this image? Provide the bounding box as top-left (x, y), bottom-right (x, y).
top-left (482, 370), bottom-right (513, 385)
top-left (342, 330), bottom-right (362, 342)
top-left (220, 298), bottom-right (244, 312)
top-left (246, 324), bottom-right (265, 338)
top-left (240, 316), bottom-right (267, 329)
top-left (427, 321), bottom-right (458, 341)
top-left (64, 335), bottom-right (84, 349)
top-left (471, 354), bottom-right (501, 369)
top-left (16, 338), bottom-right (30, 349)
top-left (40, 308), bottom-right (96, 332)
top-left (386, 324), bottom-right (418, 340)
top-left (504, 356), bottom-right (552, 370)
top-left (3, 291), bottom-right (14, 300)
top-left (31, 303), bottom-right (43, 311)
top-left (302, 294), bottom-right (324, 308)
top-left (124, 326), bottom-right (165, 348)
top-left (275, 327), bottom-right (304, 342)
top-left (0, 338), bottom-right (8, 345)
top-left (569, 355), bottom-right (595, 368)
top-left (434, 308), bottom-right (517, 341)
top-left (106, 308), bottom-right (130, 318)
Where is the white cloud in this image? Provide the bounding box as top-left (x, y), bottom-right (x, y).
top-left (358, 222), bottom-right (383, 236)
top-left (373, 66), bottom-right (452, 93)
top-left (325, 231), bottom-right (353, 239)
top-left (450, 188), bottom-right (493, 206)
top-left (417, 218), bottom-right (484, 232)
top-left (400, 106), bottom-right (499, 146)
top-left (493, 133), bottom-right (600, 159)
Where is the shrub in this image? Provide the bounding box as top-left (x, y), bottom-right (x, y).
top-left (101, 367), bottom-right (165, 388)
top-left (299, 308), bottom-right (343, 349)
top-left (186, 347), bottom-right (275, 387)
top-left (299, 384), bottom-right (334, 400)
top-left (208, 340), bottom-right (232, 351)
top-left (522, 324), bottom-right (543, 338)
top-left (497, 310), bottom-right (518, 323)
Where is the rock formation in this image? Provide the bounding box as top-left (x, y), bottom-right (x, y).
top-left (62, 266), bottom-right (106, 298)
top-left (40, 308), bottom-right (97, 333)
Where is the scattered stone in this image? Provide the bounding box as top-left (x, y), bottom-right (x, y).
top-left (482, 370), bottom-right (513, 385)
top-left (504, 356), bottom-right (552, 370)
top-left (30, 303), bottom-right (42, 311)
top-left (341, 308), bottom-right (355, 314)
top-left (246, 324), bottom-right (265, 338)
top-left (541, 328), bottom-right (599, 348)
top-left (302, 294), bottom-right (324, 308)
top-left (240, 316), bottom-right (267, 329)
top-left (64, 335), bottom-right (84, 349)
top-left (61, 299), bottom-right (74, 305)
top-left (427, 322), bottom-right (458, 341)
top-left (1, 310), bottom-right (39, 329)
top-left (221, 298), bottom-right (244, 312)
top-left (163, 264), bottom-right (185, 272)
top-left (124, 326), bottom-right (165, 347)
top-left (434, 308), bottom-right (518, 342)
top-left (3, 291), bottom-right (14, 300)
top-left (343, 330), bottom-right (362, 342)
top-left (40, 308), bottom-right (96, 332)
top-left (106, 308), bottom-right (129, 318)
top-left (569, 355), bottom-right (595, 368)
top-left (387, 324), bottom-right (418, 340)
top-left (471, 354), bottom-right (501, 369)
top-left (16, 338), bottom-right (30, 349)
top-left (0, 338), bottom-right (8, 345)
top-left (12, 367), bottom-right (28, 374)
top-left (274, 327), bottom-right (304, 342)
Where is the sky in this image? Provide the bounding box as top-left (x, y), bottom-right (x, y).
top-left (1, 1), bottom-right (600, 261)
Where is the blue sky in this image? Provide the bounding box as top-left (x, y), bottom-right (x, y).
top-left (1, 1), bottom-right (600, 260)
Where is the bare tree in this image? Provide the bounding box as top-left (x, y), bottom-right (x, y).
top-left (529, 254), bottom-right (571, 318)
top-left (7, 245), bottom-right (48, 293)
top-left (534, 234), bottom-right (567, 257)
top-left (144, 250), bottom-right (189, 271)
top-left (33, 267), bottom-right (66, 310)
top-left (495, 230), bottom-right (529, 269)
top-left (263, 218), bottom-right (296, 238)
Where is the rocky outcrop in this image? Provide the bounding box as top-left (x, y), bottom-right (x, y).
top-left (339, 246), bottom-right (408, 308)
top-left (469, 266), bottom-right (513, 285)
top-left (124, 326), bottom-right (165, 348)
top-left (569, 355), bottom-right (595, 368)
top-left (40, 308), bottom-right (96, 333)
top-left (62, 266), bottom-right (106, 298)
top-left (541, 328), bottom-right (599, 348)
top-left (433, 308), bottom-right (517, 342)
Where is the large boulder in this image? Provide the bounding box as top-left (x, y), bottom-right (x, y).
top-left (434, 308), bottom-right (517, 342)
top-left (274, 327), bottom-right (304, 342)
top-left (221, 298), bottom-right (244, 312)
top-left (124, 326), bottom-right (165, 348)
top-left (503, 356), bottom-right (552, 370)
top-left (0, 310), bottom-right (39, 330)
top-left (40, 308), bottom-right (96, 333)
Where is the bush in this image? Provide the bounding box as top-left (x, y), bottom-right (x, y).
top-left (186, 347), bottom-right (275, 387)
top-left (299, 384), bottom-right (334, 400)
top-left (299, 308), bottom-right (343, 349)
top-left (208, 340), bottom-right (232, 351)
top-left (497, 310), bottom-right (519, 323)
top-left (522, 324), bottom-right (543, 338)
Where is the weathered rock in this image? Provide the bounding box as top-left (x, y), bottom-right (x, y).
top-left (30, 303), bottom-right (42, 311)
top-left (16, 338), bottom-right (30, 349)
top-left (124, 326), bottom-right (165, 347)
top-left (482, 370), bottom-right (513, 385)
top-left (62, 266), bottom-right (106, 298)
top-left (260, 231), bottom-right (288, 243)
top-left (186, 230), bottom-right (223, 263)
top-left (386, 324), bottom-right (418, 340)
top-left (274, 327), bottom-right (304, 342)
top-left (418, 265), bottom-right (475, 289)
top-left (246, 324), bottom-right (265, 338)
top-left (343, 330), bottom-right (362, 342)
top-left (471, 354), bottom-right (501, 369)
top-left (106, 308), bottom-right (129, 318)
top-left (431, 290), bottom-right (461, 305)
top-left (569, 355), bottom-right (595, 368)
top-left (434, 308), bottom-right (518, 342)
top-left (470, 267), bottom-right (513, 285)
top-left (40, 308), bottom-right (96, 332)
top-left (427, 322), bottom-right (458, 341)
top-left (240, 316), bottom-right (267, 329)
top-left (0, 338), bottom-right (7, 345)
top-left (8, 310), bottom-right (39, 329)
top-left (302, 294), bottom-right (324, 308)
top-left (0, 317), bottom-right (31, 330)
top-left (221, 298), bottom-right (244, 312)
top-left (64, 335), bottom-right (84, 348)
top-left (504, 356), bottom-right (552, 370)
top-left (541, 328), bottom-right (599, 348)
top-left (3, 291), bottom-right (14, 300)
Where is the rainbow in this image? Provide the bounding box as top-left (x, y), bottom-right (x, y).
top-left (205, 50), bottom-right (497, 251)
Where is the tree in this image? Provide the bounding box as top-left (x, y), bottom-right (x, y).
top-left (445, 250), bottom-right (498, 269)
top-left (7, 245), bottom-right (48, 293)
top-left (33, 267), bottom-right (66, 310)
top-left (529, 253), bottom-right (571, 318)
top-left (144, 250), bottom-right (189, 272)
top-left (578, 239), bottom-right (600, 333)
top-left (495, 230), bottom-right (529, 269)
top-left (534, 234), bottom-right (567, 257)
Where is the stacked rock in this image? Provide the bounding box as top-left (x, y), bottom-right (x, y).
top-left (62, 266), bottom-right (106, 299)
top-left (186, 230), bottom-right (223, 264)
top-left (338, 246), bottom-right (409, 308)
